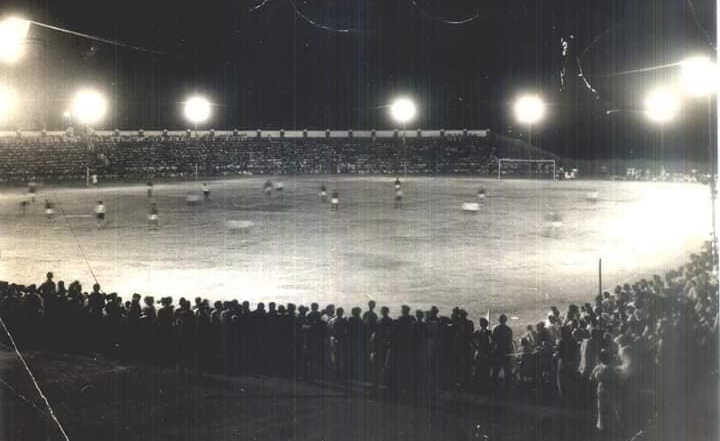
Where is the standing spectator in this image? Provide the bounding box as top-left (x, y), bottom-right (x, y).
top-left (556, 325), bottom-right (579, 404)
top-left (492, 314), bottom-right (514, 389)
top-left (348, 307), bottom-right (366, 381)
top-left (329, 307), bottom-right (349, 381)
top-left (590, 349), bottom-right (619, 435)
top-left (371, 306), bottom-right (393, 386)
top-left (472, 317), bottom-right (493, 392)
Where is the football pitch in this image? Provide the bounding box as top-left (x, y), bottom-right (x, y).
top-left (0, 176), bottom-right (712, 327)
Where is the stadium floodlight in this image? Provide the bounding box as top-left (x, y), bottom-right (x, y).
top-left (71, 89), bottom-right (108, 126)
top-left (513, 94), bottom-right (546, 125)
top-left (643, 87), bottom-right (680, 124)
top-left (184, 96), bottom-right (211, 126)
top-left (0, 17), bottom-right (30, 63)
top-left (389, 97), bottom-right (417, 125)
top-left (680, 56), bottom-right (718, 97)
top-left (0, 84), bottom-right (18, 124)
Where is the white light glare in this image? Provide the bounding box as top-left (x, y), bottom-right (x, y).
top-left (0, 84), bottom-right (18, 124)
top-left (184, 96), bottom-right (211, 124)
top-left (71, 90), bottom-right (108, 126)
top-left (680, 56), bottom-right (718, 97)
top-left (0, 17), bottom-right (30, 63)
top-left (390, 97), bottom-right (417, 124)
top-left (644, 87), bottom-right (680, 123)
top-left (514, 94), bottom-right (546, 125)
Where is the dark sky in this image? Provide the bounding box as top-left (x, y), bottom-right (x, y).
top-left (3, 0), bottom-right (717, 160)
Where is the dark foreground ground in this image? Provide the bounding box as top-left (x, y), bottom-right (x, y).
top-left (2, 348), bottom-right (717, 441)
top-left (0, 349), bottom-right (597, 441)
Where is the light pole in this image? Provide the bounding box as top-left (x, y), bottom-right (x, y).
top-left (680, 55), bottom-right (718, 250)
top-left (0, 83), bottom-right (18, 128)
top-left (71, 89), bottom-right (108, 185)
top-left (183, 95), bottom-right (212, 180)
top-left (513, 94), bottom-right (546, 177)
top-left (389, 97), bottom-right (417, 176)
top-left (644, 87), bottom-right (680, 177)
top-left (0, 17), bottom-right (47, 129)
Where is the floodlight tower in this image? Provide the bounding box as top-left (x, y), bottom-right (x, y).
top-left (71, 89), bottom-right (108, 185)
top-left (0, 17), bottom-right (30, 64)
top-left (184, 96), bottom-right (211, 132)
top-left (183, 95), bottom-right (212, 179)
top-left (0, 16), bottom-right (47, 128)
top-left (389, 97), bottom-right (417, 175)
top-left (644, 87), bottom-right (680, 177)
top-left (679, 55), bottom-right (719, 249)
top-left (513, 94), bottom-right (546, 176)
top-left (0, 84), bottom-right (18, 127)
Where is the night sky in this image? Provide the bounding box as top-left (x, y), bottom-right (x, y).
top-left (2, 0), bottom-right (717, 160)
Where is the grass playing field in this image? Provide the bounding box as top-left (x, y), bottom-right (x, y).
top-left (0, 176), bottom-right (712, 327)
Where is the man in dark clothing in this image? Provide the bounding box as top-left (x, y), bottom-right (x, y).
top-left (329, 307), bottom-right (349, 381)
top-left (348, 307), bottom-right (367, 381)
top-left (372, 306), bottom-right (393, 386)
top-left (393, 305), bottom-right (415, 391)
top-left (492, 314), bottom-right (514, 389)
top-left (473, 317), bottom-right (493, 393)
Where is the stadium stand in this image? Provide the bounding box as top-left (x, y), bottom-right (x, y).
top-left (0, 131), bottom-right (544, 182)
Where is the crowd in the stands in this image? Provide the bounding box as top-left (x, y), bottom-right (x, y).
top-left (0, 242), bottom-right (717, 439)
top-left (0, 134), bottom-right (499, 182)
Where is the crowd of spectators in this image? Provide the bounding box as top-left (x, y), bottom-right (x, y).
top-left (0, 243), bottom-right (717, 439)
top-left (0, 133), bottom-right (498, 183)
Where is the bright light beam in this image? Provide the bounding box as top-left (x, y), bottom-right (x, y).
top-left (71, 90), bottom-right (108, 126)
top-left (514, 94), bottom-right (546, 125)
top-left (184, 96), bottom-right (212, 125)
top-left (0, 17), bottom-right (30, 63)
top-left (644, 87), bottom-right (680, 123)
top-left (680, 56), bottom-right (718, 97)
top-left (389, 97), bottom-right (417, 125)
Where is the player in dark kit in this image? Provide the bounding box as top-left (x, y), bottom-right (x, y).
top-left (28, 179), bottom-right (37, 203)
top-left (394, 177), bottom-right (401, 191)
top-left (146, 180), bottom-right (154, 198)
top-left (319, 183), bottom-right (328, 203)
top-left (19, 200), bottom-right (28, 215)
top-left (478, 188), bottom-right (486, 204)
top-left (202, 183), bottom-right (210, 201)
top-left (44, 199), bottom-right (55, 222)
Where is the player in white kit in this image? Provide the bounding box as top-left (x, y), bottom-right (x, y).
top-left (148, 203), bottom-right (159, 230)
top-left (94, 201), bottom-right (106, 229)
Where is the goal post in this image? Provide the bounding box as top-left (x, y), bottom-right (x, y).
top-left (497, 158), bottom-right (556, 180)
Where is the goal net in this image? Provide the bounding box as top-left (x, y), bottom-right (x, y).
top-left (497, 158), bottom-right (556, 180)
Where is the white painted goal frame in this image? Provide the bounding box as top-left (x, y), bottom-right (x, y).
top-left (497, 158), bottom-right (556, 180)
